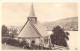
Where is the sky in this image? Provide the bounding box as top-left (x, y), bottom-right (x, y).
top-left (2, 2), bottom-right (78, 26)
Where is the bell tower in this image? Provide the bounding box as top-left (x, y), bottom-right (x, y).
top-left (28, 3), bottom-right (37, 24)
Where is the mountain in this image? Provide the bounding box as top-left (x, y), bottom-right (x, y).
top-left (43, 17), bottom-right (78, 31)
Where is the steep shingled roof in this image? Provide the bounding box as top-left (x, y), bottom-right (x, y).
top-left (18, 21), bottom-right (49, 38)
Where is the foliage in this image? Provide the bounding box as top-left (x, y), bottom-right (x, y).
top-left (50, 26), bottom-right (69, 47)
top-left (2, 37), bottom-right (20, 46)
top-left (2, 25), bottom-right (18, 38)
top-left (2, 37), bottom-right (8, 44)
top-left (2, 25), bottom-right (9, 37)
top-left (9, 28), bottom-right (18, 38)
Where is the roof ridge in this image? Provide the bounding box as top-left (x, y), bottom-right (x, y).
top-left (29, 21), bottom-right (42, 37)
top-left (19, 21), bottom-right (28, 34)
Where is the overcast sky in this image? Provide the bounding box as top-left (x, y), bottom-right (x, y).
top-left (2, 2), bottom-right (78, 26)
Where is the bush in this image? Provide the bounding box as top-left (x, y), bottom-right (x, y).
top-left (6, 38), bottom-right (20, 46)
top-left (2, 37), bottom-right (20, 47)
top-left (2, 37), bottom-right (9, 44)
top-left (2, 38), bottom-right (31, 49)
top-left (18, 40), bottom-right (29, 48)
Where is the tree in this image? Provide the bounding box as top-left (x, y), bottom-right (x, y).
top-left (2, 25), bottom-right (9, 37)
top-left (9, 28), bottom-right (18, 38)
top-left (50, 26), bottom-right (69, 47)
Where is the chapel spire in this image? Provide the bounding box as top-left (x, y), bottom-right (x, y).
top-left (29, 3), bottom-right (35, 17)
top-left (28, 3), bottom-right (37, 24)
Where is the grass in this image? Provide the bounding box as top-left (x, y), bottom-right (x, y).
top-left (2, 44), bottom-right (25, 50)
top-left (2, 44), bottom-right (69, 50)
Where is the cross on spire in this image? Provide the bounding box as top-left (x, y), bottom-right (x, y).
top-left (29, 3), bottom-right (36, 17)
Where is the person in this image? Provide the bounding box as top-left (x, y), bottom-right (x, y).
top-left (22, 40), bottom-right (27, 49)
top-left (31, 40), bottom-right (36, 49)
top-left (39, 40), bottom-right (44, 50)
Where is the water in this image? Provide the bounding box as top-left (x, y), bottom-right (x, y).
top-left (47, 31), bottom-right (78, 50)
top-left (67, 31), bottom-right (78, 50)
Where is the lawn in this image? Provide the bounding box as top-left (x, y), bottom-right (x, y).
top-left (2, 44), bottom-right (25, 50)
top-left (2, 44), bottom-right (69, 50)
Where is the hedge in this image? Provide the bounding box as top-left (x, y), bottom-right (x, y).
top-left (2, 37), bottom-right (20, 46)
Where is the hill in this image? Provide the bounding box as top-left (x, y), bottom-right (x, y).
top-left (43, 17), bottom-right (78, 31)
